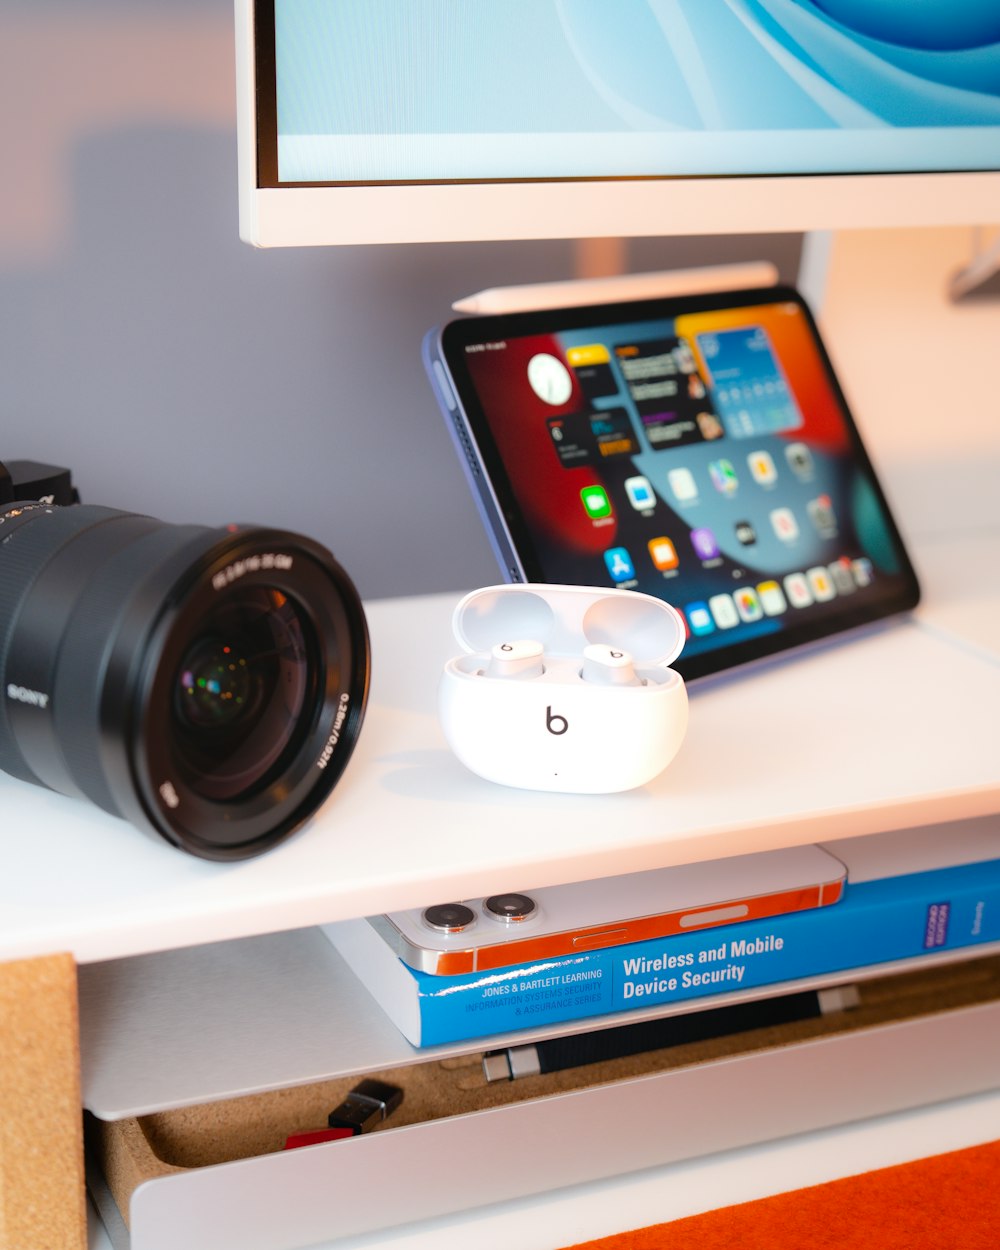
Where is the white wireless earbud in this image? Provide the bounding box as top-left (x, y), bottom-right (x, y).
top-left (581, 643), bottom-right (642, 687)
top-left (485, 639), bottom-right (545, 680)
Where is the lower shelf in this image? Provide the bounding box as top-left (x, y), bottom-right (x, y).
top-left (88, 955), bottom-right (1000, 1250)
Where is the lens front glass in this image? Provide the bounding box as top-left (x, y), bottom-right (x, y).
top-left (171, 587), bottom-right (316, 801)
top-left (422, 903), bottom-right (476, 933)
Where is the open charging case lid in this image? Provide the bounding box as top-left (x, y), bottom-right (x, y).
top-left (451, 585), bottom-right (686, 669)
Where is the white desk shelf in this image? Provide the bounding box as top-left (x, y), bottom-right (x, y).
top-left (2, 536), bottom-right (1000, 970)
top-left (77, 905), bottom-right (1000, 1122)
top-left (5, 225), bottom-right (1000, 1250)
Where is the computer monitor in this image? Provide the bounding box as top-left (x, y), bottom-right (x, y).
top-left (237, 1), bottom-right (1000, 248)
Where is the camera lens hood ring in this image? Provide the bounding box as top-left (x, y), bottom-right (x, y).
top-left (130, 530), bottom-right (370, 859)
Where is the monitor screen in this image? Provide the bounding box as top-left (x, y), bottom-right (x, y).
top-left (238, 1), bottom-right (1000, 246)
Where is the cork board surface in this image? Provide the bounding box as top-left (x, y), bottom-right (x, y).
top-left (0, 952), bottom-right (86, 1250)
top-left (91, 953), bottom-right (1000, 1226)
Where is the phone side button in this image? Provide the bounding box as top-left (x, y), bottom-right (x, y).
top-left (572, 928), bottom-right (629, 951)
top-left (432, 359), bottom-right (458, 411)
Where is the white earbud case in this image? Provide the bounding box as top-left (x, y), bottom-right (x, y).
top-left (439, 584), bottom-right (688, 793)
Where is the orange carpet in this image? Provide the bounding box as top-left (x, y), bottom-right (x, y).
top-left (563, 1139), bottom-right (1000, 1249)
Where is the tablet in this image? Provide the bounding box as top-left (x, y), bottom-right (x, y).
top-left (423, 286), bottom-right (919, 681)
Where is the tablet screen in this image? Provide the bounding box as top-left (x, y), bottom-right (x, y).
top-left (435, 288), bottom-right (919, 680)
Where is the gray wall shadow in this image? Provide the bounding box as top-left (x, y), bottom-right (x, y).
top-left (0, 124), bottom-right (800, 599)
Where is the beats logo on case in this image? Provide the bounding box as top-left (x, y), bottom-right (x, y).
top-left (438, 585), bottom-right (688, 793)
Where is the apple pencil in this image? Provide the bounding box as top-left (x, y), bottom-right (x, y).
top-left (482, 984), bottom-right (860, 1082)
top-left (451, 261), bottom-right (779, 316)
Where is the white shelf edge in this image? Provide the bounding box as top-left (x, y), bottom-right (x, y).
top-left (80, 914), bottom-right (1000, 1122)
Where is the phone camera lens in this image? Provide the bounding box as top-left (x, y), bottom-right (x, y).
top-left (422, 903), bottom-right (476, 933)
top-left (484, 893), bottom-right (537, 924)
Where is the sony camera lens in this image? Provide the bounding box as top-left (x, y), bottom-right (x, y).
top-left (0, 501), bottom-right (370, 860)
top-left (422, 903), bottom-right (476, 933)
top-left (483, 893), bottom-right (537, 924)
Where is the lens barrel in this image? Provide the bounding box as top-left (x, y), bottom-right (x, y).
top-left (0, 502), bottom-right (370, 859)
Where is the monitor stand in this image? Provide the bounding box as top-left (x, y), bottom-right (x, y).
top-left (949, 228), bottom-right (1000, 302)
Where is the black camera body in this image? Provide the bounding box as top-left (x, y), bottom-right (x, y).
top-left (0, 459), bottom-right (79, 507)
top-left (0, 460), bottom-right (370, 860)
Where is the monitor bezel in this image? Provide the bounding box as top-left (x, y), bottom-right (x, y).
top-left (238, 1), bottom-right (1000, 248)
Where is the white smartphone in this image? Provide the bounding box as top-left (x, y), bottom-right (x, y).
top-left (370, 844), bottom-right (847, 975)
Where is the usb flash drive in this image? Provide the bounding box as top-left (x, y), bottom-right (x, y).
top-left (283, 1079), bottom-right (405, 1150)
top-left (327, 1078), bottom-right (404, 1135)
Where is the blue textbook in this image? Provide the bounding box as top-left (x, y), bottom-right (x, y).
top-left (326, 827), bottom-right (1000, 1048)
